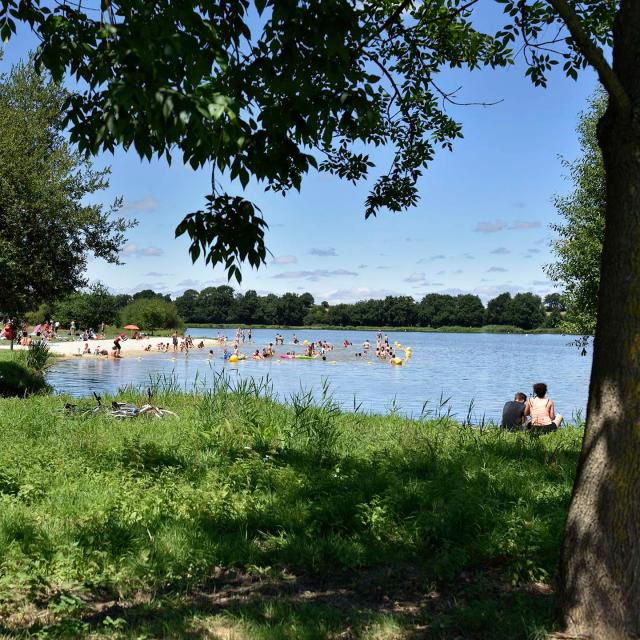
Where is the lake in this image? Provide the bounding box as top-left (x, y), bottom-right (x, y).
top-left (46, 328), bottom-right (592, 422)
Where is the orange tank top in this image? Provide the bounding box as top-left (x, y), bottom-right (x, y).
top-left (529, 397), bottom-right (552, 425)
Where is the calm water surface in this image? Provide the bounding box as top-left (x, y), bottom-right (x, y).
top-left (46, 328), bottom-right (592, 422)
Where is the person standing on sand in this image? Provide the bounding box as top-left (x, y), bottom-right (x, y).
top-left (172, 331), bottom-right (178, 352)
top-left (113, 335), bottom-right (122, 356)
top-left (524, 382), bottom-right (563, 433)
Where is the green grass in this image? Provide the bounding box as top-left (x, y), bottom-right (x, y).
top-left (0, 383), bottom-right (582, 638)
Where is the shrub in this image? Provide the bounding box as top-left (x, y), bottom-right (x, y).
top-left (0, 354), bottom-right (48, 396)
top-left (25, 340), bottom-right (51, 372)
top-left (119, 298), bottom-right (183, 334)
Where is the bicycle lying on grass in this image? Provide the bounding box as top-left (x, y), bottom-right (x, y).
top-left (64, 390), bottom-right (178, 419)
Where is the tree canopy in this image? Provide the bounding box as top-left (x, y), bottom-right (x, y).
top-left (2, 0), bottom-right (515, 280)
top-left (119, 298), bottom-right (182, 334)
top-left (0, 1), bottom-right (618, 282)
top-left (53, 282), bottom-right (122, 330)
top-left (546, 91), bottom-right (605, 337)
top-left (0, 58), bottom-right (134, 318)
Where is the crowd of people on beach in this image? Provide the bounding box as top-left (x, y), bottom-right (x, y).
top-left (1, 317), bottom-right (114, 346)
top-left (2, 321), bottom-right (411, 366)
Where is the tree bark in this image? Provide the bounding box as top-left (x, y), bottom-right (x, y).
top-left (559, 3), bottom-right (640, 638)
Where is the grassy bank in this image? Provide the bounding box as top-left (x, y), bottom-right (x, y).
top-left (187, 323), bottom-right (568, 335)
top-left (0, 382), bottom-right (581, 638)
top-left (0, 349), bottom-right (49, 396)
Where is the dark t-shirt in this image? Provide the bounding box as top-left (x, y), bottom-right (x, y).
top-left (502, 401), bottom-right (525, 430)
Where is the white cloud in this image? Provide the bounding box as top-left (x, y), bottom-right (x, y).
top-left (142, 247), bottom-right (163, 256)
top-left (404, 272), bottom-right (427, 283)
top-left (121, 243), bottom-right (164, 258)
top-left (475, 220), bottom-right (542, 233)
top-left (419, 254), bottom-right (447, 263)
top-left (126, 282), bottom-right (169, 294)
top-left (316, 286), bottom-right (400, 304)
top-left (475, 220), bottom-right (507, 233)
top-left (272, 255), bottom-right (298, 265)
top-left (472, 284), bottom-right (525, 302)
top-left (510, 220), bottom-right (542, 230)
top-left (490, 247), bottom-right (511, 255)
top-left (487, 266), bottom-right (508, 273)
top-left (309, 247), bottom-right (337, 257)
top-left (121, 196), bottom-right (159, 214)
top-left (272, 269), bottom-right (357, 281)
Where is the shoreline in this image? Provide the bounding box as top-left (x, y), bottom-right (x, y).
top-left (184, 323), bottom-right (578, 335)
top-left (0, 325), bottom-right (584, 358)
top-left (0, 336), bottom-right (221, 359)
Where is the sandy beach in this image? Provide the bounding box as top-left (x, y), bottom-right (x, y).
top-left (0, 336), bottom-right (220, 358)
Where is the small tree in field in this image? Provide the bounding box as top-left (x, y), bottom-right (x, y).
top-left (120, 299), bottom-right (182, 335)
top-left (0, 58), bottom-right (134, 318)
top-left (546, 92), bottom-right (606, 337)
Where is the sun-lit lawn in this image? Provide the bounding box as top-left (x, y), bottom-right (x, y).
top-left (0, 380), bottom-right (582, 638)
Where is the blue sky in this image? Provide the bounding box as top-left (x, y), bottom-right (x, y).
top-left (1, 8), bottom-right (598, 304)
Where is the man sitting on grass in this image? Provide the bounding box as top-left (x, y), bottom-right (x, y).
top-left (501, 392), bottom-right (528, 431)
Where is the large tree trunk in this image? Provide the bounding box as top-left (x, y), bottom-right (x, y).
top-left (559, 3), bottom-right (640, 638)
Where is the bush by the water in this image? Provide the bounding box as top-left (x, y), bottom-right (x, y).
top-left (0, 381), bottom-right (582, 638)
top-left (119, 297), bottom-right (183, 334)
top-left (0, 343), bottom-right (50, 396)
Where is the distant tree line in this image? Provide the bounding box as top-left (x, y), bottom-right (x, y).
top-left (25, 284), bottom-right (564, 332)
top-left (174, 287), bottom-right (564, 330)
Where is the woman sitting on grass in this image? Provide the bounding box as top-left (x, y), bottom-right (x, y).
top-left (525, 382), bottom-right (563, 433)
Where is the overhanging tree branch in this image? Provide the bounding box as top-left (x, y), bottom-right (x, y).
top-left (547, 0), bottom-right (631, 116)
top-left (369, 0), bottom-right (413, 42)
